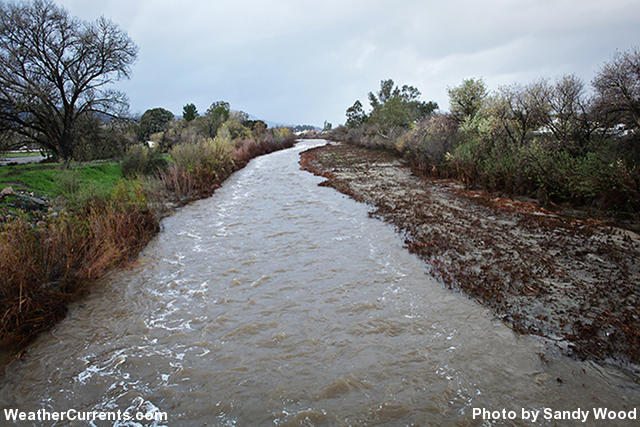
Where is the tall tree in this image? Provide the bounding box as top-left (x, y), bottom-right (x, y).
top-left (346, 100), bottom-right (366, 128)
top-left (0, 0), bottom-right (137, 161)
top-left (488, 82), bottom-right (548, 146)
top-left (0, 130), bottom-right (20, 153)
top-left (530, 75), bottom-right (596, 150)
top-left (593, 48), bottom-right (640, 132)
top-left (367, 79), bottom-right (437, 132)
top-left (199, 101), bottom-right (230, 137)
top-left (182, 103), bottom-right (198, 122)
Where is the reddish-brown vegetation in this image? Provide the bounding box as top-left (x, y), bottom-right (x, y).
top-left (1, 135), bottom-right (297, 357)
top-left (0, 193), bottom-right (158, 348)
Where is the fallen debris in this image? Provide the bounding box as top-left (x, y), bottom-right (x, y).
top-left (300, 143), bottom-right (640, 369)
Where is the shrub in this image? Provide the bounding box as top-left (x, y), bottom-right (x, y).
top-left (402, 114), bottom-right (459, 175)
top-left (56, 170), bottom-right (110, 212)
top-left (57, 169), bottom-right (81, 195)
top-left (170, 135), bottom-right (233, 177)
top-left (570, 152), bottom-right (639, 213)
top-left (0, 193), bottom-right (158, 345)
top-left (110, 179), bottom-right (149, 212)
top-left (445, 138), bottom-right (479, 185)
top-left (161, 135), bottom-right (234, 200)
top-left (233, 139), bottom-right (260, 167)
top-left (232, 128), bottom-right (296, 168)
top-left (121, 144), bottom-right (167, 178)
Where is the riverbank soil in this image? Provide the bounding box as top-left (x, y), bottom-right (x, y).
top-left (300, 143), bottom-right (640, 368)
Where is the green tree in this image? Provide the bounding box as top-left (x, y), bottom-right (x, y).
top-left (244, 119), bottom-right (268, 136)
top-left (233, 110), bottom-right (249, 123)
top-left (0, 0), bottom-right (137, 161)
top-left (367, 79), bottom-right (438, 132)
top-left (447, 78), bottom-right (488, 123)
top-left (219, 119), bottom-right (252, 140)
top-left (182, 103), bottom-right (198, 121)
top-left (346, 100), bottom-right (366, 128)
top-left (253, 120), bottom-right (267, 136)
top-left (292, 124), bottom-right (315, 132)
top-left (139, 108), bottom-right (174, 141)
top-left (323, 121), bottom-right (333, 131)
top-left (198, 101), bottom-right (230, 137)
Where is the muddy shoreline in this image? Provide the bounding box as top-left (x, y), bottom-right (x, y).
top-left (300, 143), bottom-right (640, 373)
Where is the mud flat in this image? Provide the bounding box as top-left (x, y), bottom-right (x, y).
top-left (300, 143), bottom-right (640, 371)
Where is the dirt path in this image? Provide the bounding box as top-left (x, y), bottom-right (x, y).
top-left (300, 143), bottom-right (640, 370)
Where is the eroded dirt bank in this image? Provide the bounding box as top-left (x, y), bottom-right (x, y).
top-left (300, 143), bottom-right (640, 369)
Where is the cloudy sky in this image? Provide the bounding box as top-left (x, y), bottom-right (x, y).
top-left (58, 0), bottom-right (639, 127)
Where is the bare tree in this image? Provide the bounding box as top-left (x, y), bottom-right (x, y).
top-left (528, 75), bottom-right (597, 149)
top-left (0, 130), bottom-right (18, 154)
top-left (593, 48), bottom-right (640, 132)
top-left (548, 75), bottom-right (593, 142)
top-left (0, 0), bottom-right (137, 161)
top-left (489, 82), bottom-right (547, 146)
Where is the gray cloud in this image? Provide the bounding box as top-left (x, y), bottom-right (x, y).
top-left (58, 0), bottom-right (640, 126)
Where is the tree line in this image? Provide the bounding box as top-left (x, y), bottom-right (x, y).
top-left (0, 0), bottom-right (296, 163)
top-left (332, 49), bottom-right (640, 217)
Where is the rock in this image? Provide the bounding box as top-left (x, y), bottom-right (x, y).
top-left (8, 194), bottom-right (48, 211)
top-left (26, 195), bottom-right (47, 206)
top-left (1, 186), bottom-right (15, 197)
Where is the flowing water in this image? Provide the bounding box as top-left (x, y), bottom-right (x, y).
top-left (1, 140), bottom-right (639, 426)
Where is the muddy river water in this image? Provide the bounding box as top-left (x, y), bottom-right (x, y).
top-left (1, 140), bottom-right (639, 426)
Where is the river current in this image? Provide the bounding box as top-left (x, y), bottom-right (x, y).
top-left (1, 140), bottom-right (638, 426)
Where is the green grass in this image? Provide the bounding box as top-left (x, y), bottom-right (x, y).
top-left (0, 161), bottom-right (123, 196)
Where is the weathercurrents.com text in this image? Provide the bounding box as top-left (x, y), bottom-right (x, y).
top-left (3, 408), bottom-right (168, 424)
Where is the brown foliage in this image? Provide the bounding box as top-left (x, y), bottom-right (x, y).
top-left (0, 131), bottom-right (298, 352)
top-left (0, 200), bottom-right (158, 347)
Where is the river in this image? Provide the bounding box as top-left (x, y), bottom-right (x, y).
top-left (1, 140), bottom-right (638, 426)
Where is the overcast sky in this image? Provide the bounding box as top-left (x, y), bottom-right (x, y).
top-left (57, 0), bottom-right (640, 127)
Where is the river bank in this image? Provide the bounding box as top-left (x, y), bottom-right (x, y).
top-left (300, 143), bottom-right (640, 371)
top-left (0, 134), bottom-right (296, 365)
top-left (4, 139), bottom-right (639, 425)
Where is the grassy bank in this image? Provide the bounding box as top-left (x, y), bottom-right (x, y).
top-left (0, 161), bottom-right (122, 195)
top-left (0, 130), bottom-right (296, 354)
top-left (0, 162), bottom-right (123, 223)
